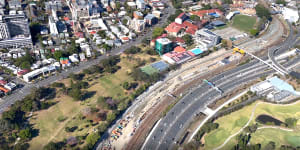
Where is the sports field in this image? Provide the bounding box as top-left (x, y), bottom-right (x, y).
top-left (232, 14), bottom-right (257, 32)
top-left (204, 100), bottom-right (300, 149)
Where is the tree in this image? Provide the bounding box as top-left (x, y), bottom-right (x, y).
top-left (43, 142), bottom-right (63, 150)
top-left (20, 61), bottom-right (31, 70)
top-left (29, 22), bottom-right (42, 43)
top-left (285, 118), bottom-right (297, 128)
top-left (14, 50), bottom-right (35, 69)
top-left (221, 39), bottom-right (228, 48)
top-left (264, 141), bottom-right (276, 150)
top-left (106, 111), bottom-right (116, 123)
top-left (19, 128), bottom-right (32, 140)
top-left (152, 27), bottom-right (164, 39)
top-left (182, 34), bottom-right (193, 46)
top-left (123, 82), bottom-right (130, 90)
top-left (2, 107), bottom-right (25, 126)
top-left (97, 122), bottom-right (108, 133)
top-left (69, 87), bottom-right (83, 101)
top-left (224, 0), bottom-right (233, 4)
top-left (14, 143), bottom-right (30, 150)
top-left (122, 18), bottom-right (128, 25)
top-left (102, 44), bottom-right (112, 52)
top-left (67, 40), bottom-right (80, 54)
top-left (86, 133), bottom-right (100, 146)
top-left (190, 15), bottom-right (200, 21)
top-left (276, 0), bottom-right (286, 5)
top-left (115, 2), bottom-right (121, 10)
top-left (244, 124), bottom-right (258, 133)
top-left (250, 29), bottom-right (259, 36)
top-left (146, 48), bottom-right (157, 55)
top-left (201, 4), bottom-right (212, 10)
top-left (97, 30), bottom-right (106, 39)
top-left (124, 46), bottom-right (141, 54)
top-left (255, 4), bottom-right (271, 20)
top-left (142, 38), bottom-right (149, 45)
top-left (53, 50), bottom-right (63, 61)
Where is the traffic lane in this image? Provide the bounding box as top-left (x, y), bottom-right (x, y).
top-left (144, 62), bottom-right (264, 149)
top-left (152, 68), bottom-right (274, 150)
top-left (163, 71), bottom-right (273, 150)
top-left (144, 57), bottom-right (291, 150)
top-left (147, 56), bottom-right (286, 149)
top-left (146, 87), bottom-right (218, 150)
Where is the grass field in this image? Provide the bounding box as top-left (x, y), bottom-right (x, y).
top-left (204, 100), bottom-right (300, 150)
top-left (232, 14), bottom-right (257, 32)
top-left (28, 49), bottom-right (160, 149)
top-left (141, 65), bottom-right (158, 75)
top-left (250, 128), bottom-right (300, 147)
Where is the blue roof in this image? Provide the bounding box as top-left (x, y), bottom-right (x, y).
top-left (145, 14), bottom-right (156, 20)
top-left (268, 77), bottom-right (300, 95)
top-left (211, 20), bottom-right (225, 26)
top-left (151, 61), bottom-right (169, 72)
top-left (209, 13), bottom-right (220, 17)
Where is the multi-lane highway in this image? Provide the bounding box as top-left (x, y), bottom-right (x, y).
top-left (143, 21), bottom-right (300, 150)
top-left (143, 55), bottom-right (300, 150)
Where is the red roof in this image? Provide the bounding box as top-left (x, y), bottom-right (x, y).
top-left (201, 19), bottom-right (209, 25)
top-left (185, 27), bottom-right (197, 35)
top-left (182, 21), bottom-right (198, 29)
top-left (75, 32), bottom-right (84, 38)
top-left (174, 46), bottom-right (186, 53)
top-left (177, 13), bottom-right (185, 18)
top-left (0, 86), bottom-right (9, 93)
top-left (166, 21), bottom-right (198, 35)
top-left (165, 22), bottom-right (185, 33)
top-left (64, 17), bottom-right (70, 21)
top-left (17, 69), bottom-right (29, 76)
top-left (174, 37), bottom-right (185, 43)
top-left (151, 33), bottom-right (167, 42)
top-left (0, 80), bottom-right (7, 85)
top-left (122, 37), bottom-right (129, 40)
top-left (190, 9), bottom-right (223, 17)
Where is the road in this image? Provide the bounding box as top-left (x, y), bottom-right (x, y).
top-left (142, 22), bottom-right (300, 150)
top-left (268, 21), bottom-right (300, 74)
top-left (0, 3), bottom-right (175, 113)
top-left (143, 55), bottom-right (300, 150)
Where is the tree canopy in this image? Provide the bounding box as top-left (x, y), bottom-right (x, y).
top-left (182, 34), bottom-right (193, 46)
top-left (255, 4), bottom-right (271, 20)
top-left (152, 27), bottom-right (165, 39)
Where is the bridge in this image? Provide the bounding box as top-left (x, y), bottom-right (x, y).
top-left (233, 48), bottom-right (288, 76)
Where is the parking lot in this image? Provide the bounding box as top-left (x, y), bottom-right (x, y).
top-left (214, 27), bottom-right (250, 45)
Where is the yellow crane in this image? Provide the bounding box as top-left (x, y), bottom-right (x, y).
top-left (233, 47), bottom-right (245, 55)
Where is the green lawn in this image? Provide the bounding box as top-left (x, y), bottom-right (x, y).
top-left (203, 101), bottom-right (300, 150)
top-left (141, 65), bottom-right (158, 75)
top-left (28, 54), bottom-right (158, 149)
top-left (243, 128), bottom-right (300, 148)
top-left (232, 14), bottom-right (257, 32)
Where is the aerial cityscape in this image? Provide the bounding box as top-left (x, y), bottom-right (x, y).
top-left (0, 0), bottom-right (299, 149)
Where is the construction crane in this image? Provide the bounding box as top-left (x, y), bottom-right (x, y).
top-left (233, 47), bottom-right (288, 75)
top-left (233, 47), bottom-right (245, 55)
top-left (203, 79), bottom-right (223, 94)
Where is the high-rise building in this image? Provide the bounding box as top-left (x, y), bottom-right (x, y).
top-left (49, 16), bottom-right (58, 35)
top-left (136, 0), bottom-right (145, 10)
top-left (155, 38), bottom-right (173, 55)
top-left (0, 14), bottom-right (33, 48)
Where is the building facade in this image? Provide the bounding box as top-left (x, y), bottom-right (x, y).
top-left (155, 38), bottom-right (173, 55)
top-left (0, 15), bottom-right (33, 48)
